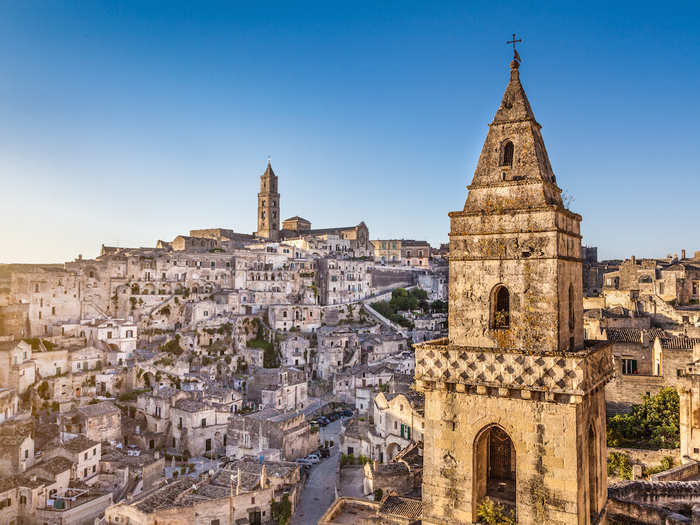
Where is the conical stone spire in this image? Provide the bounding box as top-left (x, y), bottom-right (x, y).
top-left (463, 59), bottom-right (563, 213)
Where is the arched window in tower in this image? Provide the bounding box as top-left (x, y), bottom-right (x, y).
top-left (569, 284), bottom-right (575, 350)
top-left (261, 211), bottom-right (266, 220)
top-left (262, 199), bottom-right (266, 207)
top-left (502, 141), bottom-right (514, 167)
top-left (491, 285), bottom-right (510, 329)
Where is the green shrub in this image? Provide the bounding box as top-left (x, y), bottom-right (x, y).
top-left (373, 488), bottom-right (383, 501)
top-left (607, 451), bottom-right (633, 480)
top-left (477, 497), bottom-right (516, 525)
top-left (607, 388), bottom-right (680, 449)
top-left (271, 494), bottom-right (292, 525)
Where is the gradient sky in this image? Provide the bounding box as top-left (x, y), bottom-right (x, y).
top-left (1, 1), bottom-right (698, 264)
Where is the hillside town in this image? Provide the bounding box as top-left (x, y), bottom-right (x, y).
top-left (0, 156), bottom-right (450, 525)
top-left (1, 29), bottom-right (699, 525)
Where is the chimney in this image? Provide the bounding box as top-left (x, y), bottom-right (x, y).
top-left (682, 249), bottom-right (687, 260)
top-left (631, 255), bottom-right (636, 265)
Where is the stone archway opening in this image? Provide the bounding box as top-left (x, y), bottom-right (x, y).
top-left (386, 442), bottom-right (401, 461)
top-left (473, 425), bottom-right (516, 519)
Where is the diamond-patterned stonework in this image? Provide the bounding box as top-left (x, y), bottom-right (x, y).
top-left (415, 338), bottom-right (613, 396)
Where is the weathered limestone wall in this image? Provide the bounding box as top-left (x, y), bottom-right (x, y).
top-left (421, 387), bottom-right (606, 525)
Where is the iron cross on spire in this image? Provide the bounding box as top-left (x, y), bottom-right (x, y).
top-left (507, 33), bottom-right (522, 61)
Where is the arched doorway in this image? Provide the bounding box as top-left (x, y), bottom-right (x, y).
top-left (473, 425), bottom-right (516, 519)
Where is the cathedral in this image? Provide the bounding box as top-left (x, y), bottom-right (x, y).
top-left (414, 53), bottom-right (615, 524)
top-left (253, 159), bottom-right (372, 255)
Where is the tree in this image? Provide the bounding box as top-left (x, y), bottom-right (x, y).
top-left (37, 381), bottom-right (49, 400)
top-left (272, 494), bottom-right (292, 525)
top-left (607, 387), bottom-right (680, 448)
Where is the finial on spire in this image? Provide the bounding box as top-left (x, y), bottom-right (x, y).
top-left (506, 33), bottom-right (522, 68)
top-left (267, 155), bottom-right (271, 165)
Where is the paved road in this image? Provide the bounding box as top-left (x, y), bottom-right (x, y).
top-left (290, 420), bottom-right (342, 525)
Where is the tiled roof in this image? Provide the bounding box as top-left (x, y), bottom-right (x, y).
top-left (31, 456), bottom-right (74, 476)
top-left (379, 495), bottom-right (422, 520)
top-left (605, 328), bottom-right (665, 344)
top-left (659, 336), bottom-right (700, 350)
top-left (77, 401), bottom-right (120, 418)
top-left (63, 435), bottom-right (99, 453)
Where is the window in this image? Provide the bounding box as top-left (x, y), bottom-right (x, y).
top-left (201, 418), bottom-right (207, 428)
top-left (211, 520), bottom-right (220, 525)
top-left (621, 359), bottom-right (638, 375)
top-left (502, 140), bottom-right (514, 166)
top-left (205, 439), bottom-right (211, 451)
top-left (491, 285), bottom-right (510, 329)
top-left (107, 331), bottom-right (112, 338)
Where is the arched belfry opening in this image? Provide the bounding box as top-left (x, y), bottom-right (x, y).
top-left (473, 425), bottom-right (516, 520)
top-left (501, 140), bottom-right (514, 167)
top-left (491, 285), bottom-right (510, 329)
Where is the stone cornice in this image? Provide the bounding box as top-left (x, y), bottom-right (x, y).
top-left (449, 205), bottom-right (582, 222)
top-left (413, 339), bottom-right (614, 399)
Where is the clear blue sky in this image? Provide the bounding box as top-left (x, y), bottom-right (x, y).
top-left (1, 1), bottom-right (698, 263)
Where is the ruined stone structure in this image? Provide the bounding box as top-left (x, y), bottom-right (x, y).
top-left (415, 56), bottom-right (614, 524)
top-left (256, 160), bottom-right (281, 241)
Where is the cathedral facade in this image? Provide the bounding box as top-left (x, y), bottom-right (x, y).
top-left (415, 56), bottom-right (614, 525)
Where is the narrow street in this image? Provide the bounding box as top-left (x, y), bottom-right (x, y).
top-left (290, 419), bottom-right (342, 525)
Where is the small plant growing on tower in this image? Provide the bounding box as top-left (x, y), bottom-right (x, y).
top-left (477, 497), bottom-right (517, 525)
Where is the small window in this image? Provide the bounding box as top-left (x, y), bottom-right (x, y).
top-left (492, 285), bottom-right (510, 329)
top-left (621, 359), bottom-right (638, 375)
top-left (502, 141), bottom-right (514, 167)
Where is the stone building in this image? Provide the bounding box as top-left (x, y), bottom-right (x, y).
top-left (280, 334), bottom-right (309, 367)
top-left (0, 417), bottom-right (35, 476)
top-left (341, 390), bottom-right (424, 463)
top-left (247, 367), bottom-right (308, 412)
top-left (105, 458), bottom-right (300, 525)
top-left (0, 339), bottom-right (36, 394)
top-left (316, 258), bottom-right (373, 305)
top-left (372, 239), bottom-right (432, 267)
top-left (0, 303), bottom-right (29, 338)
top-left (170, 398), bottom-right (230, 456)
top-left (226, 408), bottom-right (318, 461)
top-left (61, 401), bottom-right (122, 444)
top-left (414, 55), bottom-right (614, 524)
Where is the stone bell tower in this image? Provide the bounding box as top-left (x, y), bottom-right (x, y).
top-left (256, 159), bottom-right (280, 241)
top-left (415, 55), bottom-right (614, 525)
